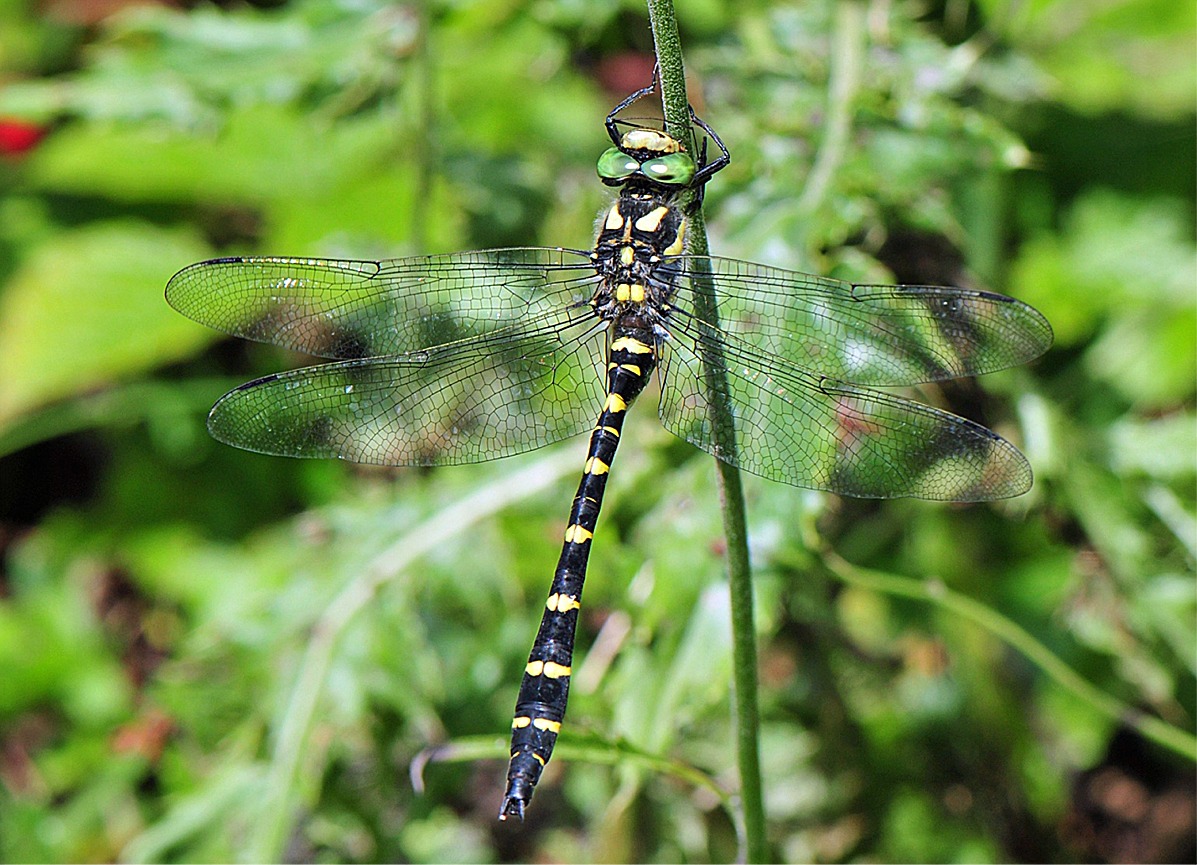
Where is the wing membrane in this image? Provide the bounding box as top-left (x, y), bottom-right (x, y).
top-left (668, 257), bottom-right (1053, 386)
top-left (658, 328), bottom-right (1032, 500)
top-left (166, 248), bottom-right (598, 360)
top-left (207, 313), bottom-right (607, 465)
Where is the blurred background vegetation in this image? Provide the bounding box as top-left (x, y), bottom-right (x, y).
top-left (0, 0), bottom-right (1193, 861)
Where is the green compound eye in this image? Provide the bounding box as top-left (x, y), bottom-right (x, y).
top-left (639, 152), bottom-right (696, 185)
top-left (596, 147), bottom-right (640, 180)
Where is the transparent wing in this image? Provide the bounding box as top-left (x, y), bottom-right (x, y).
top-left (667, 257), bottom-right (1053, 386)
top-left (658, 326), bottom-right (1032, 501)
top-left (207, 313), bottom-right (608, 465)
top-left (166, 248), bottom-right (598, 359)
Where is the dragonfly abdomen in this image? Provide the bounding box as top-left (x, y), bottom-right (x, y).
top-left (501, 323), bottom-right (658, 820)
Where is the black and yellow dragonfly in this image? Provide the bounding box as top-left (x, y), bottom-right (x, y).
top-left (166, 84), bottom-right (1052, 821)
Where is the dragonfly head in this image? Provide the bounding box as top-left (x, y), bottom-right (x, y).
top-left (596, 127), bottom-right (696, 189)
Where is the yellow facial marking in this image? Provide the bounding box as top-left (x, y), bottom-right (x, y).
top-left (532, 718), bottom-right (562, 734)
top-left (512, 716), bottom-right (531, 729)
top-left (603, 392), bottom-right (628, 413)
top-left (621, 129), bottom-right (681, 153)
top-left (543, 662), bottom-right (571, 679)
top-left (564, 524), bottom-right (593, 544)
top-left (635, 206), bottom-right (670, 233)
top-left (584, 457), bottom-right (610, 475)
top-left (604, 204), bottom-right (624, 230)
top-left (610, 336), bottom-right (652, 354)
top-left (619, 245), bottom-right (635, 266)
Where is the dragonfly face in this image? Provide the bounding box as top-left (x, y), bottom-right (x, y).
top-left (596, 129), bottom-right (697, 188)
top-left (165, 84), bottom-right (1052, 822)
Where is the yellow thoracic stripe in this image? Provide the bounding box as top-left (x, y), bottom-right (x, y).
top-left (634, 205), bottom-right (670, 232)
top-left (664, 222), bottom-right (687, 256)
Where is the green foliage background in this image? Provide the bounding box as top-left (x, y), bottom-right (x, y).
top-left (0, 0), bottom-right (1193, 862)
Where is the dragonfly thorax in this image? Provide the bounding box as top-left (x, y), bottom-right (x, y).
top-left (589, 193), bottom-right (686, 326)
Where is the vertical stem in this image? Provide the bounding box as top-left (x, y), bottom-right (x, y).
top-left (645, 3), bottom-right (768, 861)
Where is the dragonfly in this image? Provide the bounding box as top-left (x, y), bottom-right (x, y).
top-left (165, 82), bottom-right (1053, 821)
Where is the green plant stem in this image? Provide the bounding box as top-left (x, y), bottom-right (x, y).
top-left (415, 733), bottom-right (733, 816)
top-left (646, 3), bottom-right (768, 862)
top-left (803, 522), bottom-right (1197, 763)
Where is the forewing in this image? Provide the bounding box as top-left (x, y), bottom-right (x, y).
top-left (207, 313), bottom-right (607, 465)
top-left (657, 331), bottom-right (1032, 500)
top-left (166, 248), bottom-right (598, 359)
top-left (668, 257), bottom-right (1053, 386)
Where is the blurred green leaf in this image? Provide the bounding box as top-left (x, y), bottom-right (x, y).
top-left (976, 0), bottom-right (1197, 119)
top-left (23, 105), bottom-right (404, 207)
top-left (1109, 414), bottom-right (1197, 481)
top-left (1012, 191), bottom-right (1196, 408)
top-left (0, 1), bottom-right (421, 125)
top-left (0, 221), bottom-right (211, 425)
